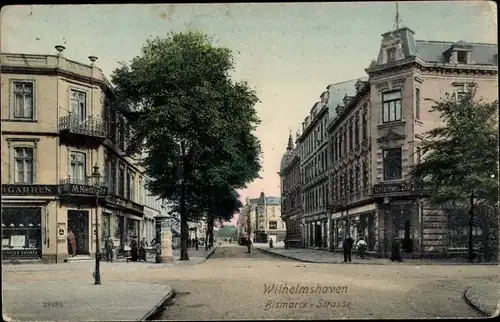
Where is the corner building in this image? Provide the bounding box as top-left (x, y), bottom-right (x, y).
top-left (358, 26), bottom-right (497, 257)
top-left (1, 47), bottom-right (147, 263)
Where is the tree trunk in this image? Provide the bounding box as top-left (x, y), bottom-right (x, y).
top-left (208, 216), bottom-right (214, 248)
top-left (179, 141), bottom-right (189, 261)
top-left (468, 191), bottom-right (474, 263)
top-left (205, 227), bottom-right (209, 251)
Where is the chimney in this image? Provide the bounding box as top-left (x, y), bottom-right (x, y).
top-left (55, 45), bottom-right (66, 56)
top-left (88, 56), bottom-right (98, 65)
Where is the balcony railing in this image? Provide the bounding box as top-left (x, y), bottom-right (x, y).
top-left (59, 114), bottom-right (107, 138)
top-left (59, 176), bottom-right (108, 197)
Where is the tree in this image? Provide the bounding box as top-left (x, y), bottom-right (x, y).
top-left (409, 86), bottom-right (498, 260)
top-left (111, 31), bottom-right (262, 261)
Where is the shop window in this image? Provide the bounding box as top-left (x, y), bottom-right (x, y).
top-left (1, 207), bottom-right (42, 260)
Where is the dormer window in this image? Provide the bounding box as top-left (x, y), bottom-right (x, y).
top-left (457, 51), bottom-right (467, 64)
top-left (387, 47), bottom-right (396, 62)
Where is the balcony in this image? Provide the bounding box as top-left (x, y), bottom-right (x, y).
top-left (59, 114), bottom-right (107, 146)
top-left (58, 177), bottom-right (108, 201)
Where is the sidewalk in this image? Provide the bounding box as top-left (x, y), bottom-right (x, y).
top-left (464, 281), bottom-right (500, 317)
top-left (2, 246), bottom-right (217, 270)
top-left (255, 245), bottom-right (498, 265)
top-left (2, 281), bottom-right (174, 321)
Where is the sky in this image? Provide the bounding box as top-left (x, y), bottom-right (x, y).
top-left (1, 2), bottom-right (497, 226)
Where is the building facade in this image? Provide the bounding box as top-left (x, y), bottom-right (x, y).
top-left (284, 25), bottom-right (497, 258)
top-left (278, 132), bottom-right (302, 248)
top-left (327, 79), bottom-right (376, 252)
top-left (365, 27), bottom-right (498, 257)
top-left (1, 47), bottom-right (146, 263)
top-left (245, 193), bottom-right (285, 243)
top-left (297, 93), bottom-right (330, 249)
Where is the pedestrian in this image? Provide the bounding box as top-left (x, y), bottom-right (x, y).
top-left (105, 235), bottom-right (114, 263)
top-left (390, 238), bottom-right (403, 262)
top-left (195, 237), bottom-right (199, 250)
top-left (356, 236), bottom-right (367, 259)
top-left (130, 236), bottom-right (138, 262)
top-left (343, 234), bottom-right (354, 263)
top-left (67, 229), bottom-right (77, 257)
top-left (139, 237), bottom-right (147, 261)
top-left (246, 235), bottom-right (252, 253)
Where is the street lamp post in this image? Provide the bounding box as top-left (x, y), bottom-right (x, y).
top-left (91, 165), bottom-right (102, 285)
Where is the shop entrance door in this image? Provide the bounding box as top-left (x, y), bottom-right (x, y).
top-left (67, 210), bottom-right (89, 255)
top-left (315, 223), bottom-right (322, 247)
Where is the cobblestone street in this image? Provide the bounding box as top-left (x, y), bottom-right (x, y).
top-left (2, 244), bottom-right (498, 320)
top-left (157, 245), bottom-right (497, 320)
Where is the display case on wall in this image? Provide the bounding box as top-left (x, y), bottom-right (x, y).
top-left (1, 207), bottom-right (42, 260)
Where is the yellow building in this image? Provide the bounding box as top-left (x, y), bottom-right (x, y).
top-left (1, 46), bottom-right (146, 263)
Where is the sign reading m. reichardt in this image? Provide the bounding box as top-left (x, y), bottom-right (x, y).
top-left (372, 182), bottom-right (422, 196)
top-left (59, 184), bottom-right (108, 197)
top-left (1, 184), bottom-right (59, 196)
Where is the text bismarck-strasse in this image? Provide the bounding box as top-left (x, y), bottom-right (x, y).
top-left (264, 299), bottom-right (351, 310)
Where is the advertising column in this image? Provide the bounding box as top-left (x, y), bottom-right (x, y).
top-left (155, 217), bottom-right (173, 263)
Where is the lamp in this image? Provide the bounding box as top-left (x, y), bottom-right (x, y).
top-left (90, 164), bottom-right (102, 285)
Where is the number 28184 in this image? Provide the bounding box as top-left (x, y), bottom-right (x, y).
top-left (43, 301), bottom-right (63, 308)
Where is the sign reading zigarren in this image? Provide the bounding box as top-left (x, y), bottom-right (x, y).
top-left (1, 184), bottom-right (107, 197)
top-left (1, 184), bottom-right (59, 196)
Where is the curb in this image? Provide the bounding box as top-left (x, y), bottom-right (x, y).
top-left (140, 287), bottom-right (176, 321)
top-left (255, 248), bottom-right (499, 266)
top-left (463, 286), bottom-right (498, 317)
top-left (198, 246), bottom-right (218, 264)
top-left (255, 248), bottom-right (386, 265)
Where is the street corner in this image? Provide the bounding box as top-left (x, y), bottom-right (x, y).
top-left (259, 282), bottom-right (354, 313)
top-left (464, 282), bottom-right (500, 317)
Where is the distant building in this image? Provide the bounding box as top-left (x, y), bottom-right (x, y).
top-left (278, 131), bottom-right (302, 248)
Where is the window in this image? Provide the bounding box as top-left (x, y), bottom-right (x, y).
top-left (343, 130), bottom-right (347, 155)
top-left (355, 166), bottom-right (360, 192)
top-left (70, 152), bottom-right (86, 183)
top-left (383, 148), bottom-right (402, 180)
top-left (382, 90), bottom-right (402, 123)
top-left (362, 161), bottom-right (368, 190)
top-left (109, 160), bottom-right (116, 194)
top-left (12, 81), bottom-right (34, 119)
top-left (118, 167), bottom-right (125, 197)
top-left (415, 88), bottom-right (420, 120)
top-left (70, 89), bottom-right (87, 122)
top-left (348, 119), bottom-right (353, 151)
top-left (14, 147), bottom-right (34, 184)
top-left (126, 171), bottom-right (134, 201)
top-left (349, 169), bottom-right (354, 194)
top-left (362, 106), bottom-right (368, 140)
top-left (354, 114), bottom-right (360, 146)
top-left (387, 47), bottom-right (396, 62)
top-left (118, 117), bottom-right (126, 150)
top-left (457, 51), bottom-right (467, 64)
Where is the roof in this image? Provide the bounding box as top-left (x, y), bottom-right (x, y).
top-left (327, 78), bottom-right (368, 120)
top-left (279, 152), bottom-right (289, 173)
top-left (416, 40), bottom-right (497, 65)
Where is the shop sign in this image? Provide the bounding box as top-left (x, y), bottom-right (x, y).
top-left (60, 184), bottom-right (108, 197)
top-left (372, 182), bottom-right (422, 196)
top-left (2, 249), bottom-right (40, 259)
top-left (1, 184), bottom-right (59, 196)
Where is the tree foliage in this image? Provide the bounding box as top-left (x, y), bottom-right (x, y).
top-left (110, 31), bottom-right (262, 260)
top-left (409, 86), bottom-right (499, 206)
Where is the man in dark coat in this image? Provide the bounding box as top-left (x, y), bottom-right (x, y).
top-left (343, 234), bottom-right (354, 263)
top-left (390, 238), bottom-right (403, 262)
top-left (130, 237), bottom-right (138, 262)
